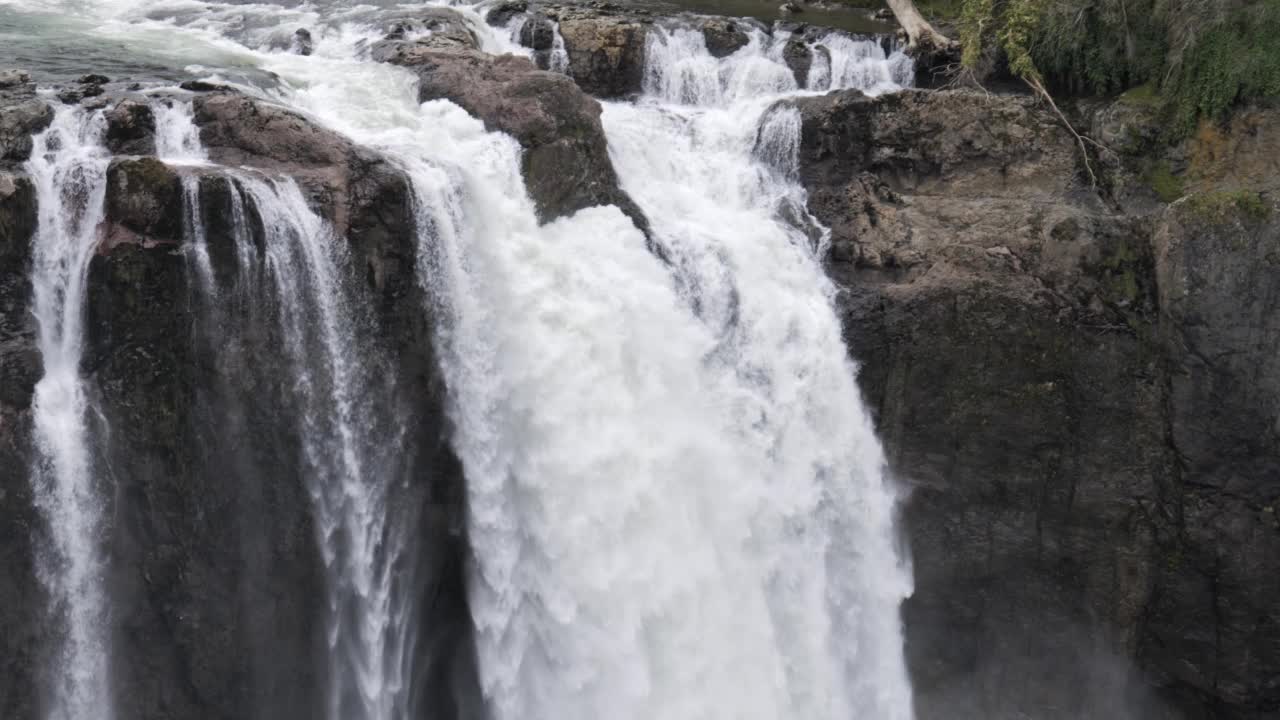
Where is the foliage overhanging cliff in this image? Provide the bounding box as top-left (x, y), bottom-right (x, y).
top-left (901, 0), bottom-right (1280, 137)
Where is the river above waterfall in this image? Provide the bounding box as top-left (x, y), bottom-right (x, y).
top-left (0, 0), bottom-right (892, 82)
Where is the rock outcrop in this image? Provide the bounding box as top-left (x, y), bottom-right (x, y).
top-left (0, 168), bottom-right (40, 720)
top-left (103, 98), bottom-right (156, 156)
top-left (379, 46), bottom-right (647, 229)
top-left (1146, 197), bottom-right (1280, 717)
top-left (0, 70), bottom-right (52, 164)
top-left (544, 3), bottom-right (651, 98)
top-left (791, 87), bottom-right (1280, 719)
top-left (370, 5), bottom-right (482, 59)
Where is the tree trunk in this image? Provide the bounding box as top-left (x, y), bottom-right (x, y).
top-left (885, 0), bottom-right (953, 49)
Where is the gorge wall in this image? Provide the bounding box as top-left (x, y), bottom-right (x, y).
top-left (791, 87), bottom-right (1280, 718)
top-left (0, 2), bottom-right (1277, 719)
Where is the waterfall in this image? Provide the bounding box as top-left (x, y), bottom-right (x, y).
top-left (547, 21), bottom-right (569, 74)
top-left (25, 104), bottom-right (115, 720)
top-left (152, 99), bottom-right (207, 164)
top-left (593, 23), bottom-right (916, 720)
top-left (11, 2), bottom-right (917, 719)
top-left (174, 166), bottom-right (422, 720)
top-left (403, 19), bottom-right (918, 720)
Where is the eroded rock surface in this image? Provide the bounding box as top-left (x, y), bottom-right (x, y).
top-left (381, 47), bottom-right (647, 228)
top-left (0, 71), bottom-right (52, 164)
top-left (0, 168), bottom-right (40, 720)
top-left (792, 87), bottom-right (1280, 720)
top-left (554, 7), bottom-right (650, 98)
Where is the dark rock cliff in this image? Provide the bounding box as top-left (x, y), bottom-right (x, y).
top-left (0, 73), bottom-right (51, 720)
top-left (791, 88), bottom-right (1280, 719)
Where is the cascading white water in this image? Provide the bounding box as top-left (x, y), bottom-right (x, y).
top-left (547, 20), bottom-right (569, 73)
top-left (805, 32), bottom-right (915, 91)
top-left (151, 99), bottom-right (207, 164)
top-left (10, 2), bottom-right (918, 718)
top-left (175, 162), bottom-right (419, 720)
top-left (599, 22), bottom-right (917, 719)
top-left (26, 103), bottom-right (115, 720)
top-left (243, 175), bottom-right (417, 720)
top-left (409, 18), bottom-right (920, 720)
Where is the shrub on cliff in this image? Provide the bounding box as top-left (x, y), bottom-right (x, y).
top-left (900, 0), bottom-right (1280, 137)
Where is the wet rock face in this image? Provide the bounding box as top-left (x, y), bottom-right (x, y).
top-left (700, 18), bottom-right (750, 58)
top-left (103, 99), bottom-right (157, 156)
top-left (485, 0), bottom-right (528, 27)
top-left (382, 47), bottom-right (647, 229)
top-left (192, 92), bottom-right (351, 171)
top-left (372, 6), bottom-right (481, 58)
top-left (103, 157), bottom-right (183, 247)
top-left (0, 169), bottom-right (40, 720)
top-left (520, 14), bottom-right (557, 52)
top-left (793, 88), bottom-right (1280, 719)
top-left (0, 70), bottom-right (53, 164)
top-left (55, 74), bottom-right (109, 104)
top-left (189, 89), bottom-right (417, 245)
top-left (556, 13), bottom-right (649, 98)
top-left (1147, 200), bottom-right (1280, 716)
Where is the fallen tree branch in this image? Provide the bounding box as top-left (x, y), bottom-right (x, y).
top-left (1024, 76), bottom-right (1102, 188)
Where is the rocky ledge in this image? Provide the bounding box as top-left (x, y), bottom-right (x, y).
top-left (790, 87), bottom-right (1280, 719)
top-left (375, 39), bottom-right (647, 228)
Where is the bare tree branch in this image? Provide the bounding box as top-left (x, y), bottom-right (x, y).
top-left (885, 0), bottom-right (955, 49)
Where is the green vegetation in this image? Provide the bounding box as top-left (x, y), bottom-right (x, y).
top-left (945, 0), bottom-right (1280, 139)
top-left (1117, 82), bottom-right (1160, 108)
top-left (1143, 162), bottom-right (1184, 203)
top-left (1185, 190), bottom-right (1271, 223)
top-left (912, 0), bottom-right (966, 20)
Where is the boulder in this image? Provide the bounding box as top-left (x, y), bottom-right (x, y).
top-left (103, 156), bottom-right (184, 248)
top-left (782, 36), bottom-right (813, 87)
top-left (485, 0), bottom-right (528, 27)
top-left (520, 14), bottom-right (557, 52)
top-left (0, 170), bottom-right (38, 409)
top-left (372, 6), bottom-right (481, 57)
top-left (556, 12), bottom-right (649, 97)
top-left (55, 74), bottom-right (108, 105)
top-left (382, 47), bottom-right (648, 228)
top-left (0, 70), bottom-right (53, 164)
top-left (103, 99), bottom-right (157, 156)
top-left (292, 28), bottom-right (314, 56)
top-left (700, 17), bottom-right (750, 57)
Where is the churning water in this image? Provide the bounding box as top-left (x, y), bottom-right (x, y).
top-left (10, 1), bottom-right (916, 718)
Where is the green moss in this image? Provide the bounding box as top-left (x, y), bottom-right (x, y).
top-left (1103, 243), bottom-right (1139, 304)
top-left (1185, 190), bottom-right (1272, 224)
top-left (1143, 162), bottom-right (1185, 203)
top-left (951, 1), bottom-right (1280, 139)
top-left (910, 0), bottom-right (966, 21)
top-left (1118, 82), bottom-right (1161, 108)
